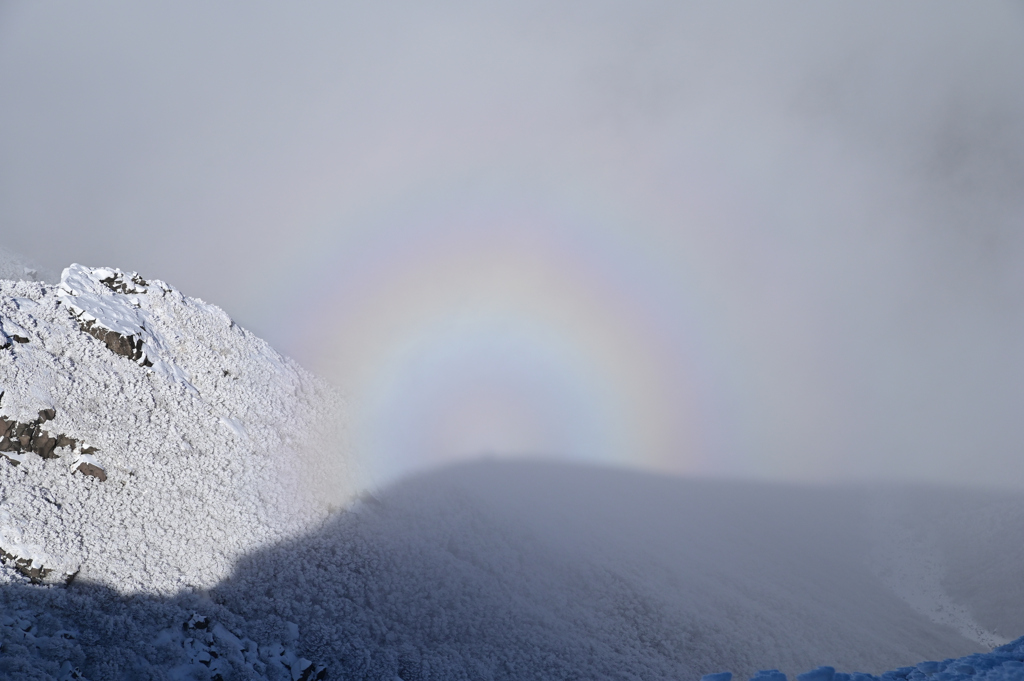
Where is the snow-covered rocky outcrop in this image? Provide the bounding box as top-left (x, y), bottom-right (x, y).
top-left (0, 264), bottom-right (350, 591)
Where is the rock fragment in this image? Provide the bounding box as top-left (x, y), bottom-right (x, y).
top-left (0, 409), bottom-right (104, 479)
top-left (0, 546), bottom-right (51, 582)
top-left (32, 431), bottom-right (58, 459)
top-left (0, 450), bottom-right (23, 466)
top-left (77, 317), bottom-right (151, 365)
top-left (73, 452), bottom-right (107, 482)
top-left (0, 317), bottom-right (30, 345)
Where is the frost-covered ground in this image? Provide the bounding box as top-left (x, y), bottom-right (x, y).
top-left (0, 265), bottom-right (350, 593)
top-left (2, 264), bottom-right (1024, 680)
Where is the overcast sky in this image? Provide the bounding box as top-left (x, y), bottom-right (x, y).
top-left (2, 1), bottom-right (1023, 488)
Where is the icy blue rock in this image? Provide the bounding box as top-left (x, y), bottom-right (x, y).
top-left (703, 672), bottom-right (733, 681)
top-left (799, 666), bottom-right (836, 681)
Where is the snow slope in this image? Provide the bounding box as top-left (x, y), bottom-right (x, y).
top-left (214, 461), bottom-right (1005, 680)
top-left (3, 458), bottom-right (1024, 680)
top-left (0, 265), bottom-right (351, 593)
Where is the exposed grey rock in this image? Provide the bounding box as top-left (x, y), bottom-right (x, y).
top-left (0, 409), bottom-right (101, 474)
top-left (97, 271), bottom-right (147, 295)
top-left (74, 459), bottom-right (107, 482)
top-left (77, 317), bottom-right (150, 366)
top-left (0, 546), bottom-right (53, 583)
top-left (32, 432), bottom-right (57, 459)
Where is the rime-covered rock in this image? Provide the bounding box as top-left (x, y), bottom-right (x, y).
top-left (0, 265), bottom-right (351, 594)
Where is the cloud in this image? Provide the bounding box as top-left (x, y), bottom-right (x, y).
top-left (1, 1), bottom-right (1023, 486)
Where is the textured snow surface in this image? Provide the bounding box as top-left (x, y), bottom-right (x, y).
top-left (212, 462), bottom-right (1015, 681)
top-left (0, 266), bottom-right (350, 593)
top-left (0, 584), bottom-right (326, 680)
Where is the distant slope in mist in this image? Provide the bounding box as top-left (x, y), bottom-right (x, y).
top-left (215, 460), bottom-right (1014, 681)
top-left (0, 247), bottom-right (54, 284)
top-left (864, 487), bottom-right (1024, 643)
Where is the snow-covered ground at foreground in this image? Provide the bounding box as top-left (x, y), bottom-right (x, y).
top-left (2, 264), bottom-right (1024, 680)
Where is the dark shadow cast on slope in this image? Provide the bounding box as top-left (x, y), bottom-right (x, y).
top-left (4, 460), bottom-right (1024, 680)
top-left (0, 576), bottom-right (326, 680)
top-left (210, 460), bottom-right (1014, 680)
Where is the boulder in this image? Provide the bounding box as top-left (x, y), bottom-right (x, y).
top-left (74, 454), bottom-right (107, 482)
top-left (0, 410), bottom-right (103, 478)
top-left (80, 318), bottom-right (149, 365)
top-left (31, 431), bottom-right (57, 459)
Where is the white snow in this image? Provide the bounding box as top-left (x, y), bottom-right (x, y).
top-left (0, 316), bottom-right (29, 345)
top-left (864, 492), bottom-right (1010, 649)
top-left (56, 263), bottom-right (194, 386)
top-left (0, 266), bottom-right (352, 596)
top-left (220, 415), bottom-right (248, 440)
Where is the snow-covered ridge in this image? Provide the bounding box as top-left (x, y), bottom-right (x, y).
top-left (0, 265), bottom-right (350, 594)
top-left (57, 264), bottom-right (192, 386)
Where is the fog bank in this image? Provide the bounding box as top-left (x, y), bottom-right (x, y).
top-left (1, 3), bottom-right (1023, 486)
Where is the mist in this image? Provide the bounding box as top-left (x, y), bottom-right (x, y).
top-left (2, 1), bottom-right (1024, 488)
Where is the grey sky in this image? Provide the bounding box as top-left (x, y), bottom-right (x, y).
top-left (2, 1), bottom-right (1023, 487)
